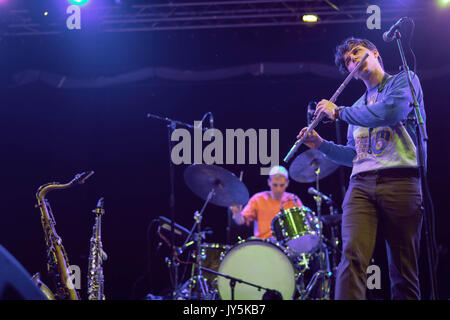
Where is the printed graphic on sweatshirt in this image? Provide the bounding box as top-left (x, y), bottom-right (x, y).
top-left (353, 127), bottom-right (370, 162)
top-left (353, 127), bottom-right (393, 162)
top-left (371, 128), bottom-right (392, 156)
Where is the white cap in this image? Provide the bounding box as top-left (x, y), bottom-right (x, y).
top-left (269, 166), bottom-right (289, 179)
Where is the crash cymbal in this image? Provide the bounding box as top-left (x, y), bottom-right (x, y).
top-left (289, 149), bottom-right (339, 183)
top-left (320, 214), bottom-right (342, 226)
top-left (184, 164), bottom-right (249, 207)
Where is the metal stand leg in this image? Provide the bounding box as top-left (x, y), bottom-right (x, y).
top-left (297, 243), bottom-right (332, 300)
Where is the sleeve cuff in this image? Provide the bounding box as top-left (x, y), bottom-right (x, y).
top-left (318, 140), bottom-right (333, 155)
top-left (338, 107), bottom-right (347, 122)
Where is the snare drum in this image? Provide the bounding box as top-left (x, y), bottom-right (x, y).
top-left (271, 206), bottom-right (320, 255)
top-left (217, 238), bottom-right (297, 300)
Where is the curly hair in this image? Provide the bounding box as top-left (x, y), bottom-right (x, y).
top-left (334, 37), bottom-right (384, 74)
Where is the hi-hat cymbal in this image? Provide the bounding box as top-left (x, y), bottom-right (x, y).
top-left (184, 164), bottom-right (249, 208)
top-left (289, 149), bottom-right (339, 183)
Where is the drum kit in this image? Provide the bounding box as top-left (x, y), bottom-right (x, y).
top-left (159, 149), bottom-right (343, 300)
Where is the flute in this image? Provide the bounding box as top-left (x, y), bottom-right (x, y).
top-left (283, 53), bottom-right (369, 162)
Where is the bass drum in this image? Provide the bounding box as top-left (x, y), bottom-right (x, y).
top-left (217, 238), bottom-right (296, 300)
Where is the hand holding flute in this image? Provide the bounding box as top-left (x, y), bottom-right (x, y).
top-left (296, 128), bottom-right (324, 150)
top-left (314, 99), bottom-right (340, 121)
top-left (283, 53), bottom-right (369, 162)
top-left (296, 99), bottom-right (339, 149)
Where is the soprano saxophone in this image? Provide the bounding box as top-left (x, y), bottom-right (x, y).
top-left (87, 197), bottom-right (107, 300)
top-left (34, 171), bottom-right (94, 300)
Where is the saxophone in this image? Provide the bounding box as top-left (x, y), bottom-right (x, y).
top-left (34, 171), bottom-right (94, 300)
top-left (87, 197), bottom-right (107, 300)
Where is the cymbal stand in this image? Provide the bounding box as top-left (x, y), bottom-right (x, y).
top-left (301, 167), bottom-right (332, 300)
top-left (182, 188), bottom-right (215, 300)
top-left (327, 202), bottom-right (341, 275)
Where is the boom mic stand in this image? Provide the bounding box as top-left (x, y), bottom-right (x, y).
top-left (199, 266), bottom-right (283, 300)
top-left (392, 27), bottom-right (439, 299)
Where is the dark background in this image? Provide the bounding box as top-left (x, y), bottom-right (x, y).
top-left (0, 0), bottom-right (449, 300)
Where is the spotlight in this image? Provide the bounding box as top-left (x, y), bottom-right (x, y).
top-left (69, 0), bottom-right (89, 5)
top-left (438, 0), bottom-right (450, 7)
top-left (303, 14), bottom-right (318, 23)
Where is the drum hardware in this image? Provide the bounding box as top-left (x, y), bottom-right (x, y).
top-left (296, 242), bottom-right (333, 300)
top-left (287, 150), bottom-right (343, 299)
top-left (158, 161), bottom-right (342, 300)
top-left (148, 113), bottom-right (214, 298)
top-left (324, 202), bottom-right (342, 275)
top-left (183, 190), bottom-right (215, 300)
top-left (179, 164), bottom-right (250, 300)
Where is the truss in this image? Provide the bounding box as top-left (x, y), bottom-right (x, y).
top-left (1, 0), bottom-right (430, 36)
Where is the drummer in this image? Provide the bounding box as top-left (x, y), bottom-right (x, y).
top-left (230, 166), bottom-right (304, 240)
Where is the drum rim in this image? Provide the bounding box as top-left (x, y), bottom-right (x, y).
top-left (200, 242), bottom-right (231, 250)
top-left (221, 237), bottom-right (290, 257)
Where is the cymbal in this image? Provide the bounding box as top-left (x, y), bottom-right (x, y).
top-left (320, 214), bottom-right (342, 226)
top-left (184, 164), bottom-right (249, 208)
top-left (289, 149), bottom-right (339, 183)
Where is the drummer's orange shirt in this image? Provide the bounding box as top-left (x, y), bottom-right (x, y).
top-left (241, 191), bottom-right (303, 239)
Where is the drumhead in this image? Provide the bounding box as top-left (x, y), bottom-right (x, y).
top-left (217, 239), bottom-right (296, 300)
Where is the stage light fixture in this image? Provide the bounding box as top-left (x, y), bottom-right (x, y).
top-left (69, 0), bottom-right (89, 5)
top-left (303, 14), bottom-right (318, 23)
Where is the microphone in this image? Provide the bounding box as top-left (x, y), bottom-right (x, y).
top-left (308, 187), bottom-right (334, 205)
top-left (383, 17), bottom-right (409, 42)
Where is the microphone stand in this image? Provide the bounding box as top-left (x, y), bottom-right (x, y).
top-left (147, 112), bottom-right (211, 300)
top-left (199, 266), bottom-right (283, 300)
top-left (392, 30), bottom-right (438, 299)
top-left (334, 119), bottom-right (347, 201)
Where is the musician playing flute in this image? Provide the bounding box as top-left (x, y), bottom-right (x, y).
top-left (298, 38), bottom-right (426, 300)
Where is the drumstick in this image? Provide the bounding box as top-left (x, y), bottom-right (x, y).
top-left (237, 171), bottom-right (244, 209)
